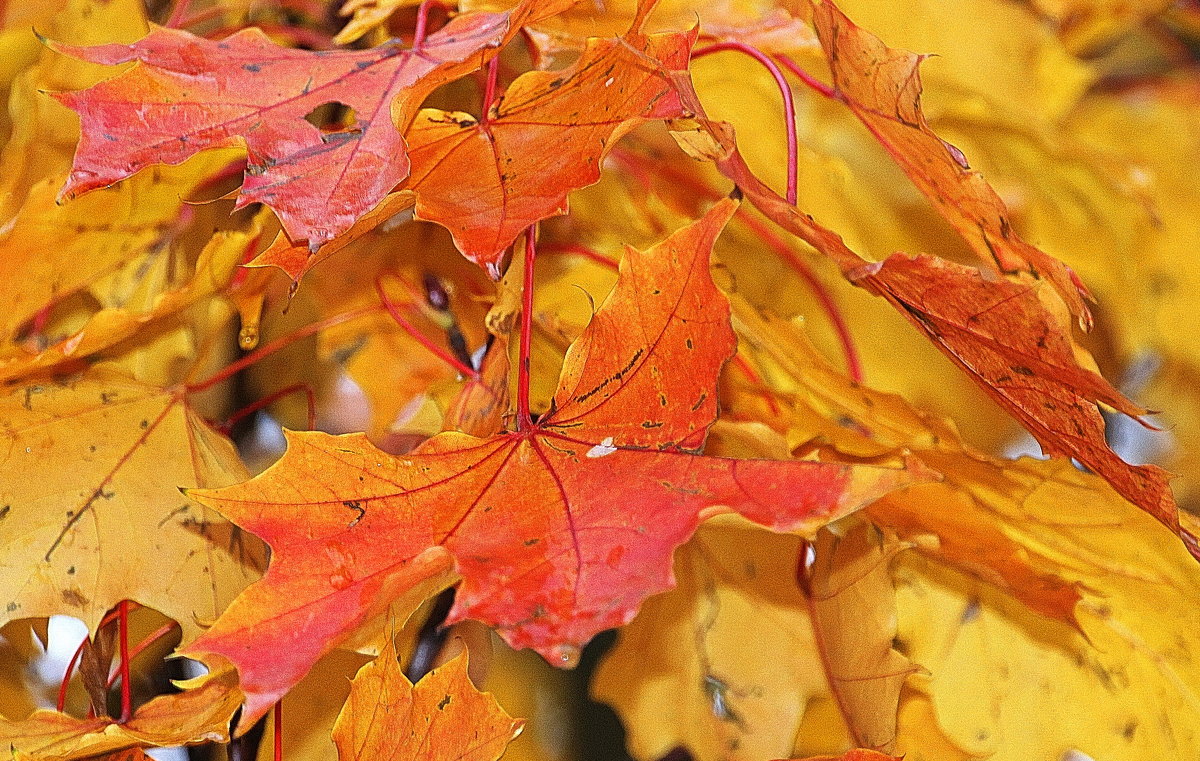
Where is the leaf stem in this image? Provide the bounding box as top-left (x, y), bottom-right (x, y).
top-left (106, 622), bottom-right (178, 688)
top-left (56, 638), bottom-right (87, 713)
top-left (692, 42), bottom-right (798, 205)
top-left (517, 226), bottom-right (537, 432)
top-left (412, 0), bottom-right (446, 49)
top-left (118, 600), bottom-right (131, 723)
top-left (165, 0), bottom-right (192, 28)
top-left (184, 306), bottom-right (381, 393)
top-left (274, 702), bottom-right (283, 761)
top-left (376, 275), bottom-right (479, 380)
top-left (481, 57), bottom-right (501, 123)
top-left (774, 53), bottom-right (838, 100)
top-left (219, 383), bottom-right (317, 433)
top-left (56, 605), bottom-right (141, 713)
top-left (734, 211), bottom-right (864, 383)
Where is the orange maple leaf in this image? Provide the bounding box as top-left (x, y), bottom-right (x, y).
top-left (716, 147), bottom-right (1191, 559)
top-left (332, 646), bottom-right (521, 761)
top-left (181, 199), bottom-right (931, 723)
top-left (808, 0), bottom-right (1093, 327)
top-left (402, 18), bottom-right (696, 274)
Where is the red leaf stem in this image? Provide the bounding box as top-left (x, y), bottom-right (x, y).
top-left (692, 42), bottom-right (798, 205)
top-left (734, 210), bottom-right (864, 383)
top-left (164, 0), bottom-right (192, 28)
top-left (413, 0), bottom-right (448, 49)
top-left (219, 383), bottom-right (317, 434)
top-left (56, 604), bottom-right (141, 712)
top-left (274, 702), bottom-right (283, 761)
top-left (106, 621), bottom-right (179, 689)
top-left (56, 638), bottom-right (88, 713)
top-left (481, 57), bottom-right (501, 123)
top-left (517, 226), bottom-right (537, 431)
top-left (185, 306), bottom-right (382, 393)
top-left (774, 53), bottom-right (838, 99)
top-left (375, 275), bottom-right (479, 380)
top-left (118, 600), bottom-right (131, 723)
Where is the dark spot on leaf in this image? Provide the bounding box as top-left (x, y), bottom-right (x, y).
top-left (641, 421), bottom-right (663, 429)
top-left (61, 589), bottom-right (88, 607)
top-left (575, 348), bottom-right (643, 404)
top-left (5, 603), bottom-right (16, 613)
top-left (524, 538), bottom-right (539, 546)
top-left (140, 419), bottom-right (149, 429)
top-left (1010, 366), bottom-right (1034, 376)
top-left (243, 63), bottom-right (262, 72)
top-left (437, 694), bottom-right (451, 709)
top-left (343, 500), bottom-right (366, 527)
top-left (961, 598), bottom-right (981, 623)
top-left (0, 505), bottom-right (8, 521)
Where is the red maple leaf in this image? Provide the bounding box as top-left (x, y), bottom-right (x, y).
top-left (51, 0), bottom-right (570, 250)
top-left (181, 199), bottom-right (931, 723)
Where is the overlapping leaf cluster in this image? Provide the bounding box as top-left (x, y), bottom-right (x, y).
top-left (2, 0), bottom-right (1200, 759)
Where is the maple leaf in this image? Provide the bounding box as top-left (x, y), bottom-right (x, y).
top-left (0, 368), bottom-right (264, 642)
top-left (253, 15), bottom-right (700, 278)
top-left (713, 146), bottom-right (1191, 560)
top-left (51, 0), bottom-right (572, 250)
top-left (0, 153), bottom-right (238, 344)
top-left (400, 19), bottom-right (696, 275)
top-left (0, 669), bottom-right (239, 761)
top-left (891, 468), bottom-right (1200, 760)
top-left (594, 520), bottom-right (914, 761)
top-left (181, 199), bottom-right (931, 724)
top-left (332, 643), bottom-right (522, 761)
top-left (730, 306), bottom-right (1084, 623)
top-left (0, 0), bottom-right (150, 224)
top-left (0, 221), bottom-right (262, 382)
top-left (853, 253), bottom-right (1177, 534)
top-left (808, 0), bottom-right (1093, 327)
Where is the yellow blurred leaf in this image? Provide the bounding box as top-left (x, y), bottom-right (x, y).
top-left (0, 368), bottom-right (264, 642)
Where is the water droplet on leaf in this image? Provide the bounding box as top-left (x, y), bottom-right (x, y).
top-left (239, 324), bottom-right (259, 350)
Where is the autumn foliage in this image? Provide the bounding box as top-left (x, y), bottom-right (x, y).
top-left (2, 0), bottom-right (1200, 760)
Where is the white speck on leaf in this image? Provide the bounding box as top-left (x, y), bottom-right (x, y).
top-left (587, 437), bottom-right (617, 458)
